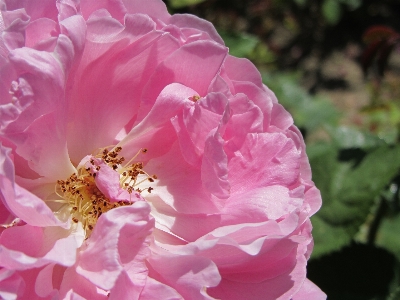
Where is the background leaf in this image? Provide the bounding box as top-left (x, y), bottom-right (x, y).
top-left (327, 126), bottom-right (387, 149)
top-left (169, 0), bottom-right (206, 9)
top-left (377, 214), bottom-right (400, 261)
top-left (218, 30), bottom-right (259, 58)
top-left (309, 144), bottom-right (400, 258)
top-left (322, 0), bottom-right (342, 25)
top-left (262, 73), bottom-right (339, 132)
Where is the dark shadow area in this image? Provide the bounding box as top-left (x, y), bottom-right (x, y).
top-left (308, 243), bottom-right (395, 300)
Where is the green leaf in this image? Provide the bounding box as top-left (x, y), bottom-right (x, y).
top-left (293, 0), bottom-right (307, 7)
top-left (310, 144), bottom-right (400, 258)
top-left (219, 31), bottom-right (259, 58)
top-left (169, 0), bottom-right (206, 9)
top-left (338, 146), bottom-right (400, 204)
top-left (339, 0), bottom-right (362, 10)
top-left (322, 0), bottom-right (342, 25)
top-left (262, 73), bottom-right (339, 132)
top-left (327, 126), bottom-right (387, 149)
top-left (311, 215), bottom-right (354, 257)
top-left (249, 43), bottom-right (276, 64)
top-left (377, 214), bottom-right (400, 262)
top-left (387, 265), bottom-right (400, 300)
top-left (387, 286), bottom-right (400, 300)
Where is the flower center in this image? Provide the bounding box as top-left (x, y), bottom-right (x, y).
top-left (55, 147), bottom-right (156, 238)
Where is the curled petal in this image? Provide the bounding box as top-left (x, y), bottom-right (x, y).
top-left (201, 129), bottom-right (230, 199)
top-left (171, 92), bottom-right (229, 166)
top-left (77, 202), bottom-right (153, 290)
top-left (169, 217), bottom-right (309, 300)
top-left (137, 40), bottom-right (228, 121)
top-left (169, 14), bottom-right (224, 45)
top-left (90, 158), bottom-right (132, 202)
top-left (121, 0), bottom-right (170, 23)
top-left (223, 55), bottom-right (263, 89)
top-left (80, 0), bottom-right (127, 22)
top-left (24, 18), bottom-right (58, 50)
top-left (3, 0), bottom-right (58, 22)
top-left (119, 83), bottom-right (196, 160)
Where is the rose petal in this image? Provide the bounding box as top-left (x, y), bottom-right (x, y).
top-left (35, 263), bottom-right (58, 298)
top-left (169, 14), bottom-right (224, 45)
top-left (292, 278), bottom-right (327, 300)
top-left (222, 185), bottom-right (303, 222)
top-left (121, 0), bottom-right (170, 23)
top-left (231, 81), bottom-right (274, 130)
top-left (80, 0), bottom-right (127, 23)
top-left (223, 55), bottom-right (263, 89)
top-left (145, 142), bottom-right (220, 215)
top-left (90, 158), bottom-right (132, 202)
top-left (0, 225), bottom-right (80, 270)
top-left (109, 271), bottom-right (141, 300)
top-left (67, 32), bottom-right (179, 163)
top-left (228, 132), bottom-right (301, 194)
top-left (8, 112), bottom-right (75, 179)
top-left (119, 83), bottom-right (196, 161)
top-left (0, 268), bottom-right (25, 300)
top-left (0, 145), bottom-right (69, 228)
top-left (4, 0), bottom-right (58, 22)
top-left (201, 128), bottom-right (230, 199)
top-left (148, 251), bottom-right (220, 300)
top-left (171, 92), bottom-right (229, 166)
top-left (140, 277), bottom-right (183, 299)
top-left (59, 267), bottom-right (107, 300)
top-left (25, 18), bottom-right (58, 49)
top-left (77, 202), bottom-right (153, 290)
top-left (137, 40), bottom-right (228, 121)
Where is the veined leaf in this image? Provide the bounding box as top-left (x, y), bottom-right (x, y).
top-left (309, 144), bottom-right (400, 258)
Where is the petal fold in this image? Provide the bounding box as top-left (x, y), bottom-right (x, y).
top-left (77, 202), bottom-right (153, 290)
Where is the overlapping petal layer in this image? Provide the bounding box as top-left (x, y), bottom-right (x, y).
top-left (0, 0), bottom-right (325, 299)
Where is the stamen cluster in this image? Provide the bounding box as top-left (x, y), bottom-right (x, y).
top-left (55, 147), bottom-right (156, 237)
top-left (100, 147), bottom-right (157, 194)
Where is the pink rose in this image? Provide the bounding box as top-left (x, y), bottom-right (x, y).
top-left (0, 0), bottom-right (326, 299)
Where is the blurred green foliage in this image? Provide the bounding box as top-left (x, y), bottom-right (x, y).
top-left (218, 31), bottom-right (259, 58)
top-left (168, 0), bottom-right (205, 9)
top-left (262, 73), bottom-right (339, 132)
top-left (218, 30), bottom-right (276, 65)
top-left (377, 214), bottom-right (400, 262)
top-left (310, 145), bottom-right (400, 258)
top-left (294, 0), bottom-right (362, 25)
